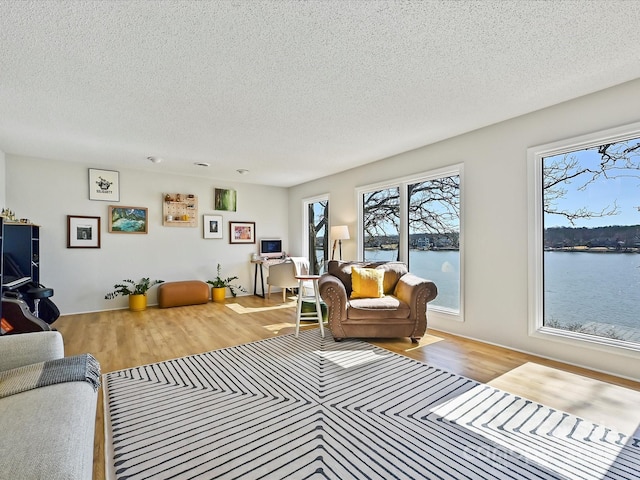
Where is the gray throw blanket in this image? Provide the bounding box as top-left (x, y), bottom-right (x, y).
top-left (0, 353), bottom-right (100, 398)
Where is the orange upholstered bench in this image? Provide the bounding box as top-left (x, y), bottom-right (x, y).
top-left (157, 280), bottom-right (210, 308)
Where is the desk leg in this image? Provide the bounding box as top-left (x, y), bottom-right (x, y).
top-left (253, 263), bottom-right (265, 298)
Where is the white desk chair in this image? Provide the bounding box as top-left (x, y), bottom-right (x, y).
top-left (266, 257), bottom-right (311, 302)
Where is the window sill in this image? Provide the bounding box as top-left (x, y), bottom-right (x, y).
top-left (430, 307), bottom-right (462, 323)
top-left (531, 326), bottom-right (640, 359)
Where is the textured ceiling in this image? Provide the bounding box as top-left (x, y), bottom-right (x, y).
top-left (1, 1), bottom-right (640, 188)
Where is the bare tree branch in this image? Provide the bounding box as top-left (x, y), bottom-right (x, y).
top-left (543, 139), bottom-right (640, 225)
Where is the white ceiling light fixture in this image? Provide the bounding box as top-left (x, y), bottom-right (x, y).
top-left (147, 156), bottom-right (162, 164)
top-left (194, 162), bottom-right (210, 167)
top-left (237, 168), bottom-right (249, 175)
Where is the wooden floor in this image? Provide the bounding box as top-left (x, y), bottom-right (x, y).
top-left (54, 294), bottom-right (640, 480)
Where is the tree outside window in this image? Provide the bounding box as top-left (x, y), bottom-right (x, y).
top-left (360, 168), bottom-right (462, 314)
top-left (541, 136), bottom-right (640, 344)
top-left (306, 199), bottom-right (329, 275)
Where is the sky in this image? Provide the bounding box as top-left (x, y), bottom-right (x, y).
top-left (543, 140), bottom-right (640, 229)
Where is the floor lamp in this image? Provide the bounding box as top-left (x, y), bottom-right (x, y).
top-left (330, 225), bottom-right (350, 261)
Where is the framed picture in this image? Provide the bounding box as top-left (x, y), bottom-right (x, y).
top-left (67, 215), bottom-right (101, 248)
top-left (89, 168), bottom-right (120, 201)
top-left (108, 206), bottom-right (148, 234)
top-left (214, 188), bottom-right (237, 211)
top-left (203, 215), bottom-right (223, 239)
top-left (229, 221), bottom-right (255, 244)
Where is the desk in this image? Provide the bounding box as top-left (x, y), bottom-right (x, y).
top-left (250, 257), bottom-right (288, 298)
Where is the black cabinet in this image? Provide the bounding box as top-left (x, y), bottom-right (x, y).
top-left (3, 223), bottom-right (40, 284)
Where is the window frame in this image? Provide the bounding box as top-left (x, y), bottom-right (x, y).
top-left (302, 193), bottom-right (330, 274)
top-left (356, 163), bottom-right (464, 322)
top-left (527, 121), bottom-right (640, 356)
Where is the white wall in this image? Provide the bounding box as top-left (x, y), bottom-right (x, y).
top-left (6, 156), bottom-right (288, 313)
top-left (0, 149), bottom-right (5, 208)
top-left (288, 78), bottom-right (640, 380)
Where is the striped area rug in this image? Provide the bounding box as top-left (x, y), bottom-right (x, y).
top-left (104, 330), bottom-right (640, 479)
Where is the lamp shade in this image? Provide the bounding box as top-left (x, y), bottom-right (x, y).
top-left (331, 225), bottom-right (350, 240)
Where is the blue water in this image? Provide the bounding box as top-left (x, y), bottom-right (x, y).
top-left (324, 249), bottom-right (640, 331)
top-left (544, 251), bottom-right (640, 329)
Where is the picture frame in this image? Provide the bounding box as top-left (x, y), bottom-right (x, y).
top-left (203, 215), bottom-right (223, 239)
top-left (67, 215), bottom-right (101, 248)
top-left (89, 168), bottom-right (120, 202)
top-left (229, 221), bottom-right (255, 244)
top-left (108, 206), bottom-right (148, 234)
top-left (214, 188), bottom-right (237, 211)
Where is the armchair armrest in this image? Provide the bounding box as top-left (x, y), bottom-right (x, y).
top-left (395, 273), bottom-right (438, 334)
top-left (0, 331), bottom-right (64, 372)
top-left (318, 274), bottom-right (349, 337)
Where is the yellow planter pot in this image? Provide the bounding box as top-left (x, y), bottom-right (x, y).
top-left (211, 287), bottom-right (226, 303)
top-left (129, 294), bottom-right (147, 312)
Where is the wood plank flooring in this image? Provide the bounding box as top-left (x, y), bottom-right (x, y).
top-left (53, 294), bottom-right (640, 480)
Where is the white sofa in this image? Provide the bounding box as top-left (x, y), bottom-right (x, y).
top-left (0, 331), bottom-right (98, 479)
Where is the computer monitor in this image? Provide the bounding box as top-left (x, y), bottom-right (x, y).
top-left (259, 239), bottom-right (284, 259)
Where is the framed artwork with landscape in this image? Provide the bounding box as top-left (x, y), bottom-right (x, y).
top-left (214, 188), bottom-right (237, 211)
top-left (67, 215), bottom-right (101, 248)
top-left (229, 221), bottom-right (255, 244)
top-left (108, 206), bottom-right (148, 234)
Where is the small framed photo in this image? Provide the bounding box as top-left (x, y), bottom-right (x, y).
top-left (229, 221), bottom-right (255, 244)
top-left (108, 206), bottom-right (148, 234)
top-left (89, 168), bottom-right (120, 201)
top-left (67, 215), bottom-right (101, 248)
top-left (203, 215), bottom-right (223, 239)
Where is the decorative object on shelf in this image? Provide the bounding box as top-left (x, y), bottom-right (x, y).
top-left (163, 193), bottom-right (198, 227)
top-left (203, 214), bottom-right (223, 239)
top-left (104, 278), bottom-right (165, 311)
top-left (108, 206), bottom-right (148, 233)
top-left (1, 208), bottom-right (18, 222)
top-left (67, 215), bottom-right (101, 248)
top-left (229, 221), bottom-right (255, 244)
top-left (330, 225), bottom-right (350, 260)
top-left (207, 264), bottom-right (247, 301)
top-left (214, 188), bottom-right (237, 212)
top-left (89, 168), bottom-right (120, 202)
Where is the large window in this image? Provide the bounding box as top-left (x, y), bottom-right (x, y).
top-left (529, 123), bottom-right (640, 351)
top-left (303, 196), bottom-right (329, 275)
top-left (362, 187), bottom-right (400, 262)
top-left (359, 165), bottom-right (462, 316)
top-left (408, 176), bottom-right (460, 312)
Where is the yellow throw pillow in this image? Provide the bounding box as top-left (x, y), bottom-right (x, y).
top-left (350, 267), bottom-right (385, 299)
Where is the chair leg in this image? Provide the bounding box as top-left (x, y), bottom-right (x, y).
top-left (282, 289), bottom-right (286, 303)
top-left (267, 285), bottom-right (271, 299)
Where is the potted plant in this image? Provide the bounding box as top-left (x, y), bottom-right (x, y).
top-left (207, 264), bottom-right (246, 302)
top-left (105, 278), bottom-right (164, 311)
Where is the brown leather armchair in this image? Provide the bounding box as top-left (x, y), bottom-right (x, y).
top-left (318, 260), bottom-right (437, 342)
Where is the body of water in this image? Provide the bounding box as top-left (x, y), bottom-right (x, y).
top-left (544, 251), bottom-right (640, 334)
top-left (322, 250), bottom-right (639, 339)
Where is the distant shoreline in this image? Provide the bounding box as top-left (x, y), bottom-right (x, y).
top-left (544, 246), bottom-right (640, 253)
top-left (364, 246), bottom-right (460, 252)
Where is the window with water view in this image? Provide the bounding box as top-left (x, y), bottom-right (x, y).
top-left (361, 168), bottom-right (461, 314)
top-left (541, 134), bottom-right (640, 346)
top-left (306, 198), bottom-right (328, 275)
